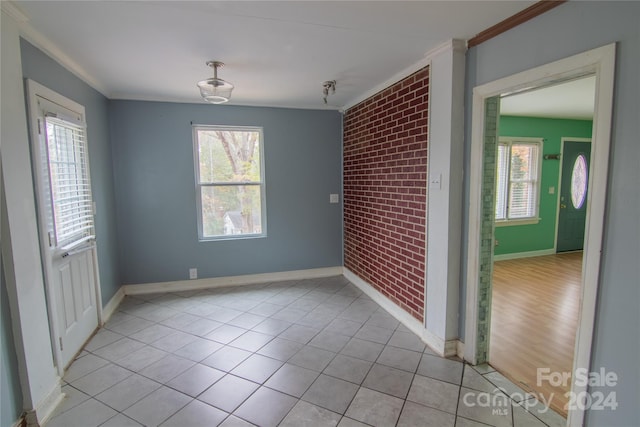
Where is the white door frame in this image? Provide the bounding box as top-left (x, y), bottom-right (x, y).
top-left (26, 79), bottom-right (103, 375)
top-left (464, 43), bottom-right (616, 426)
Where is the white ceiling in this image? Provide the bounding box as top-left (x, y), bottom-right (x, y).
top-left (500, 75), bottom-right (596, 120)
top-left (13, 0), bottom-right (539, 110)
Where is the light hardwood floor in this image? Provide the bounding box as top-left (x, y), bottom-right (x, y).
top-left (490, 252), bottom-right (583, 417)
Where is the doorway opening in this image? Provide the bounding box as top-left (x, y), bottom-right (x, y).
top-left (464, 44), bottom-right (616, 427)
top-left (489, 78), bottom-right (595, 417)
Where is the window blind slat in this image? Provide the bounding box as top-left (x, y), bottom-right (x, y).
top-left (45, 116), bottom-right (94, 247)
top-left (56, 209), bottom-right (94, 221)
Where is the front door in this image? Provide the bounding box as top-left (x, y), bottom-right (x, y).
top-left (557, 140), bottom-right (591, 252)
top-left (28, 81), bottom-right (100, 371)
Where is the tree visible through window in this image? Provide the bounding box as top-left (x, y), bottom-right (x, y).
top-left (495, 138), bottom-right (542, 222)
top-left (193, 126), bottom-right (265, 239)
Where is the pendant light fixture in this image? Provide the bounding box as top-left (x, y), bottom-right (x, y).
top-left (197, 61), bottom-right (234, 104)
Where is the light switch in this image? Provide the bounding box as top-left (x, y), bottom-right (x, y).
top-left (549, 186), bottom-right (555, 195)
top-left (429, 173), bottom-right (442, 190)
top-left (329, 194), bottom-right (339, 203)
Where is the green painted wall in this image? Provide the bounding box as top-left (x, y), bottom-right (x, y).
top-left (494, 115), bottom-right (592, 256)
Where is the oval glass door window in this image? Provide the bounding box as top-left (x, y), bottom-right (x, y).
top-left (571, 154), bottom-right (588, 209)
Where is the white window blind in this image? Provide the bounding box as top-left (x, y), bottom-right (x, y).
top-left (495, 138), bottom-right (541, 222)
top-left (45, 115), bottom-right (95, 247)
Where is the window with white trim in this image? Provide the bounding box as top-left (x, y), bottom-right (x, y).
top-left (43, 107), bottom-right (95, 248)
top-left (495, 137), bottom-right (542, 223)
top-left (193, 126), bottom-right (266, 240)
top-left (29, 92), bottom-right (95, 249)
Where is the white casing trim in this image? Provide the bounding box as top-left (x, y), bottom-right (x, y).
top-left (24, 380), bottom-right (62, 427)
top-left (101, 287), bottom-right (125, 325)
top-left (343, 268), bottom-right (450, 356)
top-left (464, 43), bottom-right (616, 427)
top-left (122, 267), bottom-right (343, 295)
top-left (492, 248), bottom-right (556, 261)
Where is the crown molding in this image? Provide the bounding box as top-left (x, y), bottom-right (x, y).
top-left (2, 1), bottom-right (110, 97)
top-left (468, 0), bottom-right (566, 47)
top-left (424, 38), bottom-right (467, 59)
top-left (341, 39), bottom-right (466, 112)
top-left (19, 26), bottom-right (111, 97)
top-left (1, 1), bottom-right (28, 23)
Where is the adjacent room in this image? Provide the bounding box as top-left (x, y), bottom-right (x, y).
top-left (2, 2), bottom-right (638, 427)
top-left (489, 77), bottom-right (595, 416)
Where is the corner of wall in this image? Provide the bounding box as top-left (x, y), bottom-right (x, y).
top-left (425, 40), bottom-right (466, 344)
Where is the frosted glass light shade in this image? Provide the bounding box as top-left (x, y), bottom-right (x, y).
top-left (197, 78), bottom-right (234, 104)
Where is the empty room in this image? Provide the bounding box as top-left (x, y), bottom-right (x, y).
top-left (1, 1), bottom-right (638, 427)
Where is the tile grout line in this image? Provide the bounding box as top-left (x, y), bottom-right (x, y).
top-left (54, 277), bottom-right (502, 427)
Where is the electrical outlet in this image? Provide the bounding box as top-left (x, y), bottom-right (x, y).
top-left (189, 268), bottom-right (197, 280)
top-left (329, 194), bottom-right (339, 204)
top-left (494, 240), bottom-right (499, 246)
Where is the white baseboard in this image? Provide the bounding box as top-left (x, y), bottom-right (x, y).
top-left (122, 267), bottom-right (343, 296)
top-left (25, 379), bottom-right (62, 427)
top-left (119, 266), bottom-right (463, 360)
top-left (343, 268), bottom-right (449, 357)
top-left (101, 287), bottom-right (125, 325)
top-left (456, 340), bottom-right (465, 360)
top-left (422, 328), bottom-right (447, 357)
top-left (444, 339), bottom-right (460, 358)
top-left (493, 248), bottom-right (556, 261)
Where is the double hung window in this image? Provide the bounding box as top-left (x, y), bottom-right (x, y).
top-left (495, 137), bottom-right (542, 224)
top-left (193, 126), bottom-right (266, 240)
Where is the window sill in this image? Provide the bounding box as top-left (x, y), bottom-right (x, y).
top-left (495, 218), bottom-right (540, 227)
top-left (199, 233), bottom-right (267, 242)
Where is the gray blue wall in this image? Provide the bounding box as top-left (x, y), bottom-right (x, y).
top-left (461, 2), bottom-right (640, 425)
top-left (110, 101), bottom-right (343, 284)
top-left (1, 256), bottom-right (23, 427)
top-left (20, 40), bottom-right (121, 304)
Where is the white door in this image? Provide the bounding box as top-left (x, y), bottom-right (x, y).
top-left (27, 80), bottom-right (100, 371)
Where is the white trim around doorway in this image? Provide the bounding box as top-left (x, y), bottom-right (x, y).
top-left (464, 43), bottom-right (616, 427)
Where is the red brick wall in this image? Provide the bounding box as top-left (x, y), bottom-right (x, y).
top-left (343, 66), bottom-right (429, 321)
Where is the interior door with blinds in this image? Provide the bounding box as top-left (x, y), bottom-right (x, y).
top-left (27, 80), bottom-right (100, 372)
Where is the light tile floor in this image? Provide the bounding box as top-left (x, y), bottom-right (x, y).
top-left (46, 276), bottom-right (566, 427)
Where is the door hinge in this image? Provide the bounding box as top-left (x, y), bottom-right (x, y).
top-left (48, 232), bottom-right (54, 247)
top-left (59, 337), bottom-right (63, 351)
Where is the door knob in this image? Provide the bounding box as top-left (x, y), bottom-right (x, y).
top-left (560, 203), bottom-right (567, 209)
